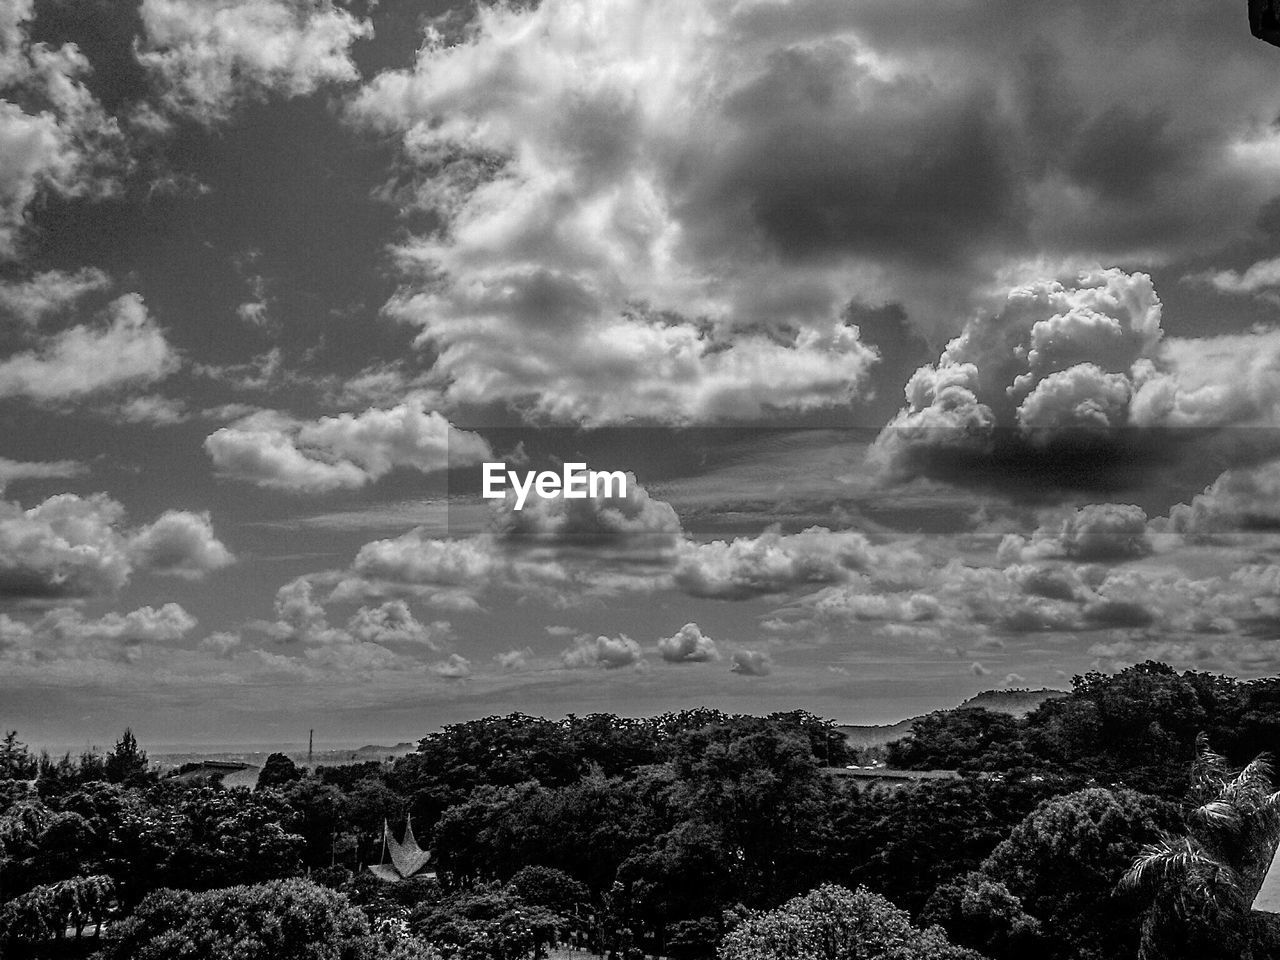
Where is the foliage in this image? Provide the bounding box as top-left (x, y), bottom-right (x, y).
top-left (105, 729), bottom-right (150, 785)
top-left (0, 731), bottom-right (37, 781)
top-left (257, 753), bottom-right (304, 791)
top-left (9, 677), bottom-right (1280, 960)
top-left (409, 886), bottom-right (563, 960)
top-left (0, 874), bottom-right (113, 946)
top-left (1122, 737), bottom-right (1280, 960)
top-left (926, 787), bottom-right (1178, 960)
top-left (99, 878), bottom-right (436, 960)
top-left (718, 883), bottom-right (984, 960)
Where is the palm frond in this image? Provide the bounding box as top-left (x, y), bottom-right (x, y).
top-left (1191, 733), bottom-right (1231, 800)
top-left (1232, 754), bottom-right (1276, 793)
top-left (1190, 799), bottom-right (1243, 837)
top-left (1123, 838), bottom-right (1216, 891)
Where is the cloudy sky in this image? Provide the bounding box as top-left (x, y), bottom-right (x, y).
top-left (5, 0), bottom-right (1280, 749)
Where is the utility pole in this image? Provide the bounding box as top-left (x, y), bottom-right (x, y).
top-left (308, 729), bottom-right (313, 765)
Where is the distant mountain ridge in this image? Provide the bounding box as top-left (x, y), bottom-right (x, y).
top-left (957, 687), bottom-right (1068, 717)
top-left (836, 687), bottom-right (1068, 750)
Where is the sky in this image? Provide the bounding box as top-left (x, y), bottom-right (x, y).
top-left (5, 0), bottom-right (1280, 749)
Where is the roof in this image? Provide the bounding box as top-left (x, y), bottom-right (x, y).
top-left (1255, 844), bottom-right (1280, 914)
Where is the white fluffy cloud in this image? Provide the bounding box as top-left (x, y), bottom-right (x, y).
top-left (346, 600), bottom-right (450, 649)
top-left (128, 510), bottom-right (235, 579)
top-left (0, 603), bottom-right (198, 669)
top-left (0, 493), bottom-right (132, 598)
top-left (432, 653), bottom-right (471, 678)
top-left (0, 2), bottom-right (126, 258)
top-left (351, 0), bottom-right (1280, 426)
top-left (205, 399), bottom-right (492, 492)
top-left (730, 649), bottom-right (772, 677)
top-left (872, 269), bottom-right (1280, 485)
top-left (0, 493), bottom-right (234, 599)
top-left (658, 622), bottom-right (720, 663)
top-left (674, 526), bottom-right (905, 600)
top-left (137, 0), bottom-right (371, 123)
top-left (999, 503), bottom-right (1153, 563)
top-left (561, 633), bottom-right (644, 670)
top-left (354, 0), bottom-right (902, 425)
top-left (873, 269), bottom-right (1164, 474)
top-left (1156, 458), bottom-right (1280, 537)
top-left (348, 535), bottom-right (496, 593)
top-left (498, 470), bottom-right (681, 545)
top-left (0, 294), bottom-right (179, 401)
top-left (1127, 329), bottom-right (1280, 429)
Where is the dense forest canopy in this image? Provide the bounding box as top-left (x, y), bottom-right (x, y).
top-left (4, 662), bottom-right (1280, 959)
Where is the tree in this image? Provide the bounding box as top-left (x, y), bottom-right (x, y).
top-left (921, 874), bottom-right (1044, 960)
top-left (168, 786), bottom-right (304, 889)
top-left (0, 732), bottom-right (36, 781)
top-left (0, 874), bottom-right (114, 952)
top-left (410, 887), bottom-right (561, 960)
top-left (1122, 737), bottom-right (1280, 960)
top-left (929, 787), bottom-right (1178, 960)
top-left (506, 865), bottom-right (589, 914)
top-left (718, 883), bottom-right (984, 960)
top-left (258, 753), bottom-right (303, 791)
top-left (105, 729), bottom-right (149, 785)
top-left (885, 709), bottom-right (1034, 773)
top-left (99, 878), bottom-right (436, 960)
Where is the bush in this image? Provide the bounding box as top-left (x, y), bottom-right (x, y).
top-left (99, 878), bottom-right (436, 960)
top-left (718, 883), bottom-right (984, 960)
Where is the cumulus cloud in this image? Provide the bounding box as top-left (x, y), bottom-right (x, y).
top-left (333, 469), bottom-right (688, 607)
top-left (561, 633), bottom-right (644, 670)
top-left (128, 510), bottom-right (235, 579)
top-left (730, 649), bottom-right (772, 677)
top-left (872, 269), bottom-right (1166, 480)
top-left (495, 647), bottom-right (534, 671)
top-left (497, 469), bottom-right (682, 560)
top-left (1127, 329), bottom-right (1280, 429)
top-left (0, 493), bottom-right (234, 599)
top-left (658, 622), bottom-right (721, 663)
top-left (1156, 459), bottom-right (1280, 536)
top-left (265, 579), bottom-right (454, 677)
top-left (0, 3), bottom-right (127, 258)
top-left (205, 399), bottom-right (492, 492)
top-left (804, 588), bottom-right (943, 623)
top-left (0, 294), bottom-right (179, 401)
top-left (674, 525), bottom-right (905, 600)
top-left (353, 0), bottom-right (912, 425)
top-left (0, 603), bottom-right (197, 668)
top-left (0, 493), bottom-right (133, 598)
top-left (346, 600), bottom-right (449, 649)
top-left (335, 531), bottom-right (497, 608)
top-left (136, 0), bottom-right (372, 123)
top-left (998, 503), bottom-right (1153, 563)
top-left (432, 653), bottom-right (471, 678)
top-left (350, 0), bottom-right (1280, 426)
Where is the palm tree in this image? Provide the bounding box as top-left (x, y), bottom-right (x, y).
top-left (1122, 734), bottom-right (1280, 960)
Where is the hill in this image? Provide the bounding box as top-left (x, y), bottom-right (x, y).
top-left (958, 687), bottom-right (1068, 717)
top-left (836, 687), bottom-right (1068, 751)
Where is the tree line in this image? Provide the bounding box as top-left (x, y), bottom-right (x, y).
top-left (3, 664), bottom-right (1280, 959)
